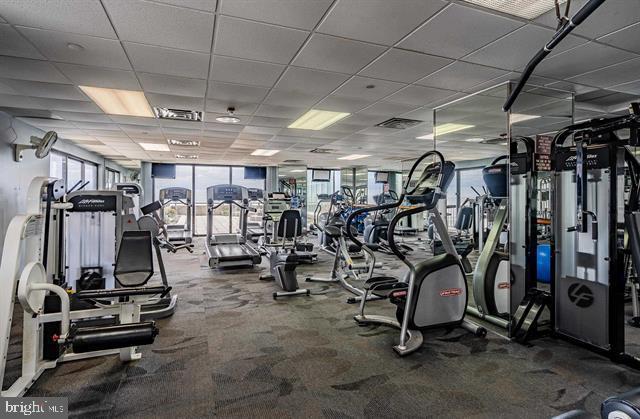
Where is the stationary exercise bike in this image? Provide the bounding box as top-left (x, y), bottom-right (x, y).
top-left (347, 150), bottom-right (486, 356)
top-left (259, 209), bottom-right (311, 299)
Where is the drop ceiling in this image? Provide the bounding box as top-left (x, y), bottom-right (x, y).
top-left (0, 0), bottom-right (638, 170)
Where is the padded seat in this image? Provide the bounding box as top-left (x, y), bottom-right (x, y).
top-left (363, 276), bottom-right (398, 290)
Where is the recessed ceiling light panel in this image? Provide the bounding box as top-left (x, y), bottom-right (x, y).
top-left (510, 113), bottom-right (541, 124)
top-left (175, 154), bottom-right (198, 159)
top-left (251, 149), bottom-right (280, 156)
top-left (288, 109), bottom-right (350, 130)
top-left (434, 123), bottom-right (475, 136)
top-left (139, 142), bottom-right (170, 151)
top-left (337, 154), bottom-right (371, 161)
top-left (463, 0), bottom-right (564, 19)
top-left (416, 133), bottom-right (434, 140)
top-left (80, 86), bottom-right (154, 117)
top-left (215, 116), bottom-right (240, 123)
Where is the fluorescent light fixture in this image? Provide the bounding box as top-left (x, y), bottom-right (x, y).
top-left (290, 169), bottom-right (305, 173)
top-left (79, 86), bottom-right (153, 117)
top-left (434, 123), bottom-right (475, 136)
top-left (462, 0), bottom-right (563, 19)
top-left (175, 154), bottom-right (198, 159)
top-left (288, 109), bottom-right (350, 130)
top-left (510, 113), bottom-right (541, 124)
top-left (465, 138), bottom-right (485, 143)
top-left (251, 149), bottom-right (280, 156)
top-left (168, 139), bottom-right (200, 147)
top-left (337, 154), bottom-right (371, 161)
top-left (416, 133), bottom-right (434, 140)
top-left (215, 116), bottom-right (240, 123)
top-left (139, 142), bottom-right (170, 151)
top-left (500, 142), bottom-right (509, 146)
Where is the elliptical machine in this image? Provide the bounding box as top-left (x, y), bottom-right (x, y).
top-left (348, 151), bottom-right (486, 356)
top-left (259, 209), bottom-right (311, 299)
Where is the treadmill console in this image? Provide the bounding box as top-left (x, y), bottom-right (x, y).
top-left (247, 188), bottom-right (264, 200)
top-left (207, 184), bottom-right (247, 204)
top-left (160, 187), bottom-right (191, 201)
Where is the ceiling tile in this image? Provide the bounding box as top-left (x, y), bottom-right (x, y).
top-left (292, 34), bottom-right (385, 74)
top-left (275, 66), bottom-right (350, 95)
top-left (210, 55), bottom-right (284, 87)
top-left (55, 63), bottom-right (141, 90)
top-left (386, 85), bottom-right (455, 106)
top-left (124, 42), bottom-right (210, 78)
top-left (214, 16), bottom-right (308, 64)
top-left (417, 61), bottom-right (507, 91)
top-left (0, 80), bottom-right (19, 95)
top-left (315, 95), bottom-right (372, 113)
top-left (139, 72), bottom-right (206, 96)
top-left (254, 104), bottom-right (306, 119)
top-left (359, 48), bottom-right (452, 83)
top-left (207, 81), bottom-right (269, 102)
top-left (205, 99), bottom-right (258, 116)
top-left (0, 56), bottom-right (68, 83)
top-left (262, 89), bottom-right (322, 107)
top-left (55, 111), bottom-right (113, 123)
top-left (568, 58), bottom-right (640, 89)
top-left (248, 115), bottom-right (292, 128)
top-left (219, 0), bottom-right (332, 30)
top-left (146, 93), bottom-right (204, 110)
top-left (37, 98), bottom-right (102, 113)
top-left (318, 0), bottom-right (446, 46)
top-left (72, 121), bottom-right (121, 131)
top-left (0, 0), bottom-right (116, 38)
top-left (103, 0), bottom-right (214, 53)
top-left (359, 101), bottom-right (417, 116)
top-left (598, 23), bottom-right (640, 54)
top-left (8, 79), bottom-right (86, 100)
top-left (18, 27), bottom-right (131, 70)
top-left (535, 42), bottom-right (637, 80)
top-left (0, 24), bottom-right (45, 59)
top-left (398, 3), bottom-right (523, 59)
top-left (535, 0), bottom-right (640, 39)
top-left (464, 25), bottom-right (587, 71)
top-left (333, 76), bottom-right (405, 101)
top-left (608, 80), bottom-right (640, 95)
top-left (153, 0), bottom-right (217, 13)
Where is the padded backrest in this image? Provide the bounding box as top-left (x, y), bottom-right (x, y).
top-left (278, 209), bottom-right (302, 239)
top-left (114, 230), bottom-right (154, 287)
top-left (455, 206), bottom-right (474, 231)
top-left (141, 200), bottom-right (162, 215)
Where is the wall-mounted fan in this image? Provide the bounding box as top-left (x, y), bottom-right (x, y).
top-left (13, 131), bottom-right (58, 162)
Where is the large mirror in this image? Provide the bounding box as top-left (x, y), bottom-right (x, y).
top-left (277, 164), bottom-right (308, 225)
top-left (433, 82), bottom-right (573, 338)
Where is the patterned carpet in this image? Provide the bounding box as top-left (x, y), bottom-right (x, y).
top-left (5, 238), bottom-right (640, 418)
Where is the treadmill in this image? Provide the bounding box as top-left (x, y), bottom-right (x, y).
top-left (242, 188), bottom-right (265, 242)
top-left (159, 187), bottom-right (193, 245)
top-left (206, 184), bottom-right (262, 268)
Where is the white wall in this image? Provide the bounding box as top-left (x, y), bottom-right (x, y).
top-left (0, 111), bottom-right (135, 260)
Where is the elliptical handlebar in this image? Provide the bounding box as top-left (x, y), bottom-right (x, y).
top-left (490, 155), bottom-right (509, 165)
top-left (345, 194), bottom-right (405, 248)
top-left (404, 150), bottom-right (445, 195)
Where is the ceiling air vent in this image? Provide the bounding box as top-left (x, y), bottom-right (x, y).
top-left (1, 108), bottom-right (62, 120)
top-left (310, 148), bottom-right (334, 154)
top-left (153, 107), bottom-right (202, 122)
top-left (283, 159), bottom-right (304, 163)
top-left (376, 117), bottom-right (423, 130)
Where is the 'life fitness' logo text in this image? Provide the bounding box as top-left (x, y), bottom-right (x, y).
top-left (440, 288), bottom-right (462, 297)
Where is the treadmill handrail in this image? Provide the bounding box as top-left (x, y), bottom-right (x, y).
top-left (503, 0), bottom-right (606, 112)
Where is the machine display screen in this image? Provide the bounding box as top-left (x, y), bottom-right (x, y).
top-left (374, 171), bottom-right (389, 183)
top-left (245, 166), bottom-right (267, 180)
top-left (312, 169), bottom-right (331, 182)
top-left (152, 163), bottom-right (176, 179)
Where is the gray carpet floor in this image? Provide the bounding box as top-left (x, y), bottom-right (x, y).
top-left (5, 238), bottom-right (640, 418)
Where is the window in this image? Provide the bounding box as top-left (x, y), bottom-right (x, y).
top-left (194, 166), bottom-right (230, 235)
top-left (105, 168), bottom-right (121, 190)
top-left (458, 168), bottom-right (484, 206)
top-left (367, 172), bottom-right (383, 204)
top-left (230, 167), bottom-right (265, 233)
top-left (50, 151), bottom-right (98, 191)
top-left (306, 169), bottom-right (341, 227)
top-left (67, 158), bottom-right (83, 191)
top-left (85, 163), bottom-right (98, 190)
